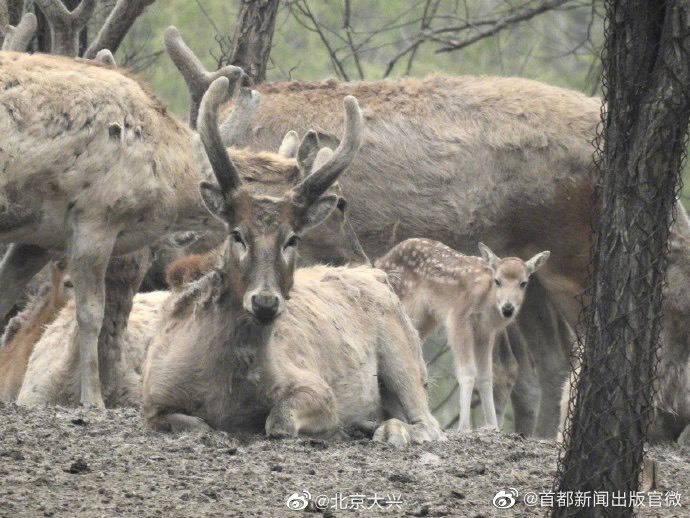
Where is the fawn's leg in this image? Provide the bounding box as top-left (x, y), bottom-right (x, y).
top-left (475, 329), bottom-right (499, 429)
top-left (448, 318), bottom-right (476, 432)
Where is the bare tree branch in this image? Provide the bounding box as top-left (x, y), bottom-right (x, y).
top-left (83, 0), bottom-right (155, 59)
top-left (433, 0), bottom-right (571, 53)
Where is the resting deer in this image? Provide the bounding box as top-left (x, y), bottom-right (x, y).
top-left (376, 238), bottom-right (549, 431)
top-left (0, 261), bottom-right (71, 402)
top-left (141, 78), bottom-right (442, 445)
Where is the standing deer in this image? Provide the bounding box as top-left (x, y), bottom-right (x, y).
top-left (141, 78), bottom-right (443, 445)
top-left (376, 238), bottom-right (549, 431)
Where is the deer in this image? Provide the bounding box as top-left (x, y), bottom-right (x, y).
top-left (17, 289), bottom-right (167, 408)
top-left (375, 238), bottom-right (549, 431)
top-left (0, 260), bottom-right (72, 402)
top-left (0, 45), bottom-right (372, 410)
top-left (141, 78), bottom-right (443, 446)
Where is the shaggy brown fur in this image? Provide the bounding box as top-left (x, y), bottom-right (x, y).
top-left (0, 262), bottom-right (70, 402)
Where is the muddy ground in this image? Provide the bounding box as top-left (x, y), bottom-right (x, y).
top-left (0, 403), bottom-right (688, 517)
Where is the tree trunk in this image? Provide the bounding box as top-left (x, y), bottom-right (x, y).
top-left (84, 0), bottom-right (155, 59)
top-left (229, 0), bottom-right (280, 84)
top-left (555, 2), bottom-right (690, 516)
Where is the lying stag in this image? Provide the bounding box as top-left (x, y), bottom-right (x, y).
top-left (377, 238), bottom-right (549, 431)
top-left (142, 79), bottom-right (443, 445)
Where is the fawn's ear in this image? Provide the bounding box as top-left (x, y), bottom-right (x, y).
top-left (525, 251), bottom-right (550, 275)
top-left (478, 242), bottom-right (500, 270)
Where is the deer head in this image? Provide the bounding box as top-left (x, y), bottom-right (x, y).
top-left (479, 243), bottom-right (550, 320)
top-left (196, 77), bottom-right (362, 324)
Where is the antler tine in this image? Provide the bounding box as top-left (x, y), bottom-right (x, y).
top-left (94, 48), bottom-right (116, 66)
top-left (1, 12), bottom-right (37, 52)
top-left (293, 96), bottom-right (363, 206)
top-left (35, 0), bottom-right (96, 56)
top-left (164, 26), bottom-right (243, 130)
top-left (198, 77), bottom-right (241, 194)
top-left (219, 87), bottom-right (261, 147)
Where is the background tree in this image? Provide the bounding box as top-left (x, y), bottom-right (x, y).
top-left (555, 1), bottom-right (690, 512)
top-left (227, 0), bottom-right (280, 84)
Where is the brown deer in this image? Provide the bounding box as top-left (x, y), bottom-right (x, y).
top-left (0, 261), bottom-right (71, 402)
top-left (141, 78), bottom-right (443, 445)
top-left (376, 238), bottom-right (549, 431)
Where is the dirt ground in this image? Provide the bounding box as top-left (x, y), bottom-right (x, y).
top-left (0, 403), bottom-right (688, 517)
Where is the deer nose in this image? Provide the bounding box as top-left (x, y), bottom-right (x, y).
top-left (251, 293), bottom-right (280, 323)
top-left (501, 303), bottom-right (515, 318)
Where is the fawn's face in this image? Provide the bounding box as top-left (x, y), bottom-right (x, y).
top-left (491, 259), bottom-right (531, 319)
top-left (479, 243), bottom-right (550, 321)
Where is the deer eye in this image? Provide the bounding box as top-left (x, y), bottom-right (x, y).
top-left (64, 280), bottom-right (74, 289)
top-left (336, 198), bottom-right (347, 213)
top-left (230, 230), bottom-right (245, 248)
top-left (494, 278), bottom-right (501, 287)
top-left (284, 235), bottom-right (300, 249)
top-left (520, 281), bottom-right (528, 289)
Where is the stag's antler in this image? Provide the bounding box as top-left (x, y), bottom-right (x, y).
top-left (35, 0), bottom-right (96, 56)
top-left (1, 12), bottom-right (37, 52)
top-left (292, 96), bottom-right (362, 206)
top-left (197, 77), bottom-right (242, 194)
top-left (164, 26), bottom-right (243, 130)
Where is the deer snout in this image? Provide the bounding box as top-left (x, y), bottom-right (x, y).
top-left (250, 292), bottom-right (282, 324)
top-left (501, 303), bottom-right (515, 318)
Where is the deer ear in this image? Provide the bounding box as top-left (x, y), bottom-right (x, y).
top-left (478, 242), bottom-right (499, 269)
top-left (199, 181), bottom-right (232, 223)
top-left (297, 130), bottom-right (321, 173)
top-left (526, 251), bottom-right (550, 275)
top-left (278, 130), bottom-right (300, 158)
top-left (295, 194), bottom-right (338, 231)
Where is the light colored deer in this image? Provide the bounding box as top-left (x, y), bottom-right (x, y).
top-left (0, 261), bottom-right (71, 402)
top-left (17, 289), bottom-right (167, 408)
top-left (376, 238), bottom-right (549, 431)
top-left (141, 78), bottom-right (443, 445)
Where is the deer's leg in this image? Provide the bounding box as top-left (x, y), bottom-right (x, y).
top-left (447, 318), bottom-right (476, 432)
top-left (0, 244), bottom-right (51, 319)
top-left (492, 331), bottom-right (519, 429)
top-left (265, 379), bottom-right (338, 438)
top-left (507, 322), bottom-right (540, 435)
top-left (99, 249), bottom-right (151, 407)
top-left (67, 222), bottom-right (117, 408)
top-left (375, 318), bottom-right (444, 444)
top-left (475, 329), bottom-right (499, 430)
